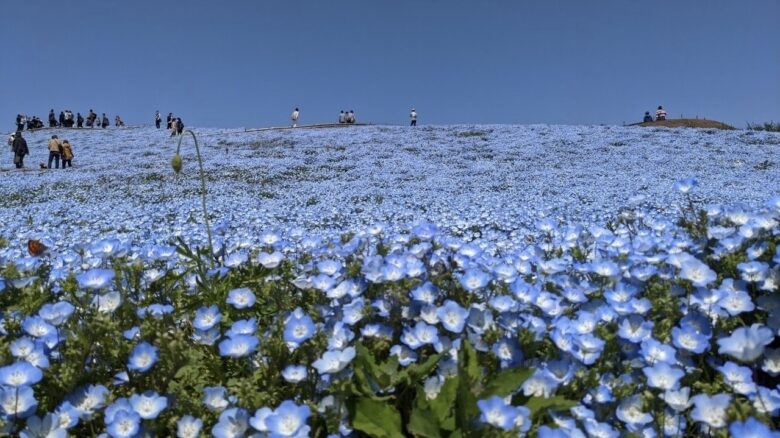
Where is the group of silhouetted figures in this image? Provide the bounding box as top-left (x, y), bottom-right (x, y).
top-left (14, 110), bottom-right (125, 131)
top-left (156, 111), bottom-right (185, 136)
top-left (642, 105), bottom-right (667, 123)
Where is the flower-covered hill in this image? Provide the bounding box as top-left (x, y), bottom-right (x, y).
top-left (1, 124), bottom-right (778, 254)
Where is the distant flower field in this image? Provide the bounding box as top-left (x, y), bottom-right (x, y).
top-left (0, 125), bottom-right (779, 436)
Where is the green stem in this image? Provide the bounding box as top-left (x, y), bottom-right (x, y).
top-left (175, 129), bottom-right (214, 265)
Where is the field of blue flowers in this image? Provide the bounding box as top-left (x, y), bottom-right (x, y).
top-left (1, 125), bottom-right (779, 437)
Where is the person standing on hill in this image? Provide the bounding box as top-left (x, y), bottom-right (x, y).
top-left (61, 140), bottom-right (74, 168)
top-left (77, 112), bottom-right (84, 128)
top-left (58, 111), bottom-right (65, 127)
top-left (101, 113), bottom-right (109, 128)
top-left (12, 131), bottom-right (29, 169)
top-left (347, 110), bottom-right (355, 124)
top-left (291, 108), bottom-right (299, 127)
top-left (167, 113), bottom-right (173, 129)
top-left (47, 135), bottom-right (62, 169)
top-left (338, 110), bottom-right (346, 124)
top-left (48, 110), bottom-right (57, 127)
top-left (656, 106), bottom-right (667, 121)
top-left (643, 111), bottom-right (653, 123)
top-left (155, 111), bottom-right (161, 129)
top-left (410, 108), bottom-right (417, 126)
top-left (16, 114), bottom-right (24, 131)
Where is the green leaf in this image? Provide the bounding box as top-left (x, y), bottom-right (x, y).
top-left (455, 342), bottom-right (479, 430)
top-left (351, 397), bottom-right (404, 438)
top-left (427, 377), bottom-right (458, 429)
top-left (408, 407), bottom-right (442, 438)
top-left (480, 367), bottom-right (533, 398)
top-left (525, 396), bottom-right (578, 417)
top-left (461, 340), bottom-right (481, 385)
top-left (401, 353), bottom-right (441, 383)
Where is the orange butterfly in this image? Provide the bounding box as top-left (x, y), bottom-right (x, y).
top-left (27, 239), bottom-right (48, 257)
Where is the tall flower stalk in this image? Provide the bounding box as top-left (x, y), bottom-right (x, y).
top-left (171, 129), bottom-right (214, 259)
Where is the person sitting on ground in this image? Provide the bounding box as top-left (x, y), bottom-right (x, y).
top-left (347, 110), bottom-right (355, 124)
top-left (338, 110), bottom-right (346, 124)
top-left (47, 135), bottom-right (62, 169)
top-left (115, 115), bottom-right (124, 127)
top-left (643, 111), bottom-right (653, 123)
top-left (12, 131), bottom-right (28, 169)
top-left (101, 114), bottom-right (109, 128)
top-left (61, 140), bottom-right (74, 168)
top-left (656, 105), bottom-right (667, 121)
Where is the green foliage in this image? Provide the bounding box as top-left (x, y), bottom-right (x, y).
top-left (746, 121), bottom-right (780, 132)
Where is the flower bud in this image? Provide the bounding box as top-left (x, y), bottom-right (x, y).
top-left (171, 154), bottom-right (182, 174)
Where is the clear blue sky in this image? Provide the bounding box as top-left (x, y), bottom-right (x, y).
top-left (2, 0), bottom-right (778, 128)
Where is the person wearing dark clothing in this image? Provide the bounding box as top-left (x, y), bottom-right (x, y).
top-left (86, 110), bottom-right (96, 128)
top-left (101, 114), bottom-right (109, 128)
top-left (176, 118), bottom-right (184, 135)
top-left (155, 111), bottom-right (161, 129)
top-left (410, 109), bottom-right (417, 126)
top-left (58, 111), bottom-right (65, 127)
top-left (16, 114), bottom-right (24, 131)
top-left (12, 131), bottom-right (29, 168)
top-left (643, 112), bottom-right (653, 123)
top-left (77, 113), bottom-right (84, 128)
top-left (27, 117), bottom-right (34, 130)
top-left (48, 110), bottom-right (57, 127)
top-left (167, 113), bottom-right (174, 130)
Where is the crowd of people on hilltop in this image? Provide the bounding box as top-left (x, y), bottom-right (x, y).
top-left (15, 109), bottom-right (125, 131)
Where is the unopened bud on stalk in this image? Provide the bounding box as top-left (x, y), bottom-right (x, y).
top-left (171, 154), bottom-right (182, 174)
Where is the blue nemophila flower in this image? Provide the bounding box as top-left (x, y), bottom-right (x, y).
top-left (459, 268), bottom-right (491, 291)
top-left (176, 415), bottom-right (204, 438)
top-left (410, 282), bottom-right (439, 305)
top-left (437, 300), bottom-right (469, 333)
top-left (0, 385), bottom-right (38, 418)
top-left (730, 417), bottom-right (780, 438)
top-left (38, 301), bottom-right (75, 326)
top-left (123, 326), bottom-right (140, 340)
top-left (21, 316), bottom-right (56, 338)
top-left (203, 386), bottom-right (230, 412)
top-left (312, 347), bottom-right (356, 374)
top-left (250, 407), bottom-right (273, 433)
top-left (226, 287), bottom-right (256, 309)
top-left (317, 260), bottom-right (342, 276)
top-left (212, 407), bottom-right (249, 438)
top-left (129, 391), bottom-right (167, 419)
top-left (128, 342), bottom-right (158, 373)
top-left (678, 258), bottom-right (717, 287)
top-left (107, 409), bottom-right (141, 438)
top-left (583, 419), bottom-right (619, 438)
top-left (311, 273), bottom-right (336, 291)
top-left (76, 268), bottom-right (115, 289)
top-left (477, 396), bottom-right (519, 431)
top-left (572, 333), bottom-right (606, 365)
top-left (281, 365), bottom-right (308, 384)
top-left (662, 387), bottom-right (691, 412)
top-left (326, 322), bottom-right (354, 350)
top-left (642, 362), bottom-right (684, 391)
top-left (21, 412), bottom-right (67, 438)
top-left (617, 315), bottom-right (653, 343)
top-left (284, 308), bottom-right (316, 349)
top-left (225, 318), bottom-right (257, 338)
top-left (690, 393), bottom-right (731, 428)
top-left (144, 303), bottom-right (174, 319)
top-left (717, 289), bottom-right (755, 316)
top-left (265, 400), bottom-right (311, 437)
top-left (223, 251), bottom-right (248, 268)
top-left (54, 401), bottom-right (81, 429)
top-left (256, 251), bottom-right (284, 268)
top-left (0, 361), bottom-right (43, 387)
top-left (753, 387), bottom-right (780, 416)
top-left (92, 291), bottom-right (122, 313)
top-left (492, 337), bottom-right (523, 368)
top-left (193, 327), bottom-right (221, 346)
top-left (218, 334), bottom-right (259, 358)
top-left (638, 338), bottom-right (677, 365)
top-left (10, 337), bottom-right (35, 358)
top-left (69, 384), bottom-right (109, 419)
top-left (717, 361), bottom-right (756, 395)
top-left (717, 323), bottom-right (774, 362)
top-left (615, 395), bottom-right (652, 432)
top-left (671, 325), bottom-right (710, 354)
top-left (341, 297), bottom-right (365, 325)
top-left (192, 305), bottom-right (222, 331)
top-left (673, 177), bottom-right (698, 194)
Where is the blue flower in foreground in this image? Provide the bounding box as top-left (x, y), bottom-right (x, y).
top-left (717, 361), bottom-right (756, 395)
top-left (21, 413), bottom-right (66, 438)
top-left (537, 425), bottom-right (574, 438)
top-left (717, 323), bottom-right (774, 362)
top-left (678, 258), bottom-right (717, 287)
top-left (265, 400), bottom-right (311, 437)
top-left (437, 300), bottom-right (469, 333)
top-left (68, 384), bottom-right (109, 419)
top-left (21, 316), bottom-right (56, 338)
top-left (477, 396), bottom-right (518, 430)
top-left (671, 325), bottom-right (710, 354)
top-left (129, 391), bottom-right (167, 419)
top-left (0, 361), bottom-right (43, 387)
top-left (459, 268), bottom-right (491, 291)
top-left (642, 362), bottom-right (684, 391)
top-left (615, 395), bottom-right (652, 432)
top-left (223, 251), bottom-right (248, 268)
top-left (390, 344), bottom-right (418, 366)
top-left (0, 385), bottom-right (38, 418)
top-left (690, 393), bottom-right (731, 428)
top-left (127, 342), bottom-right (158, 373)
top-left (225, 318), bottom-right (257, 338)
top-left (212, 407), bottom-right (249, 438)
top-left (218, 334), bottom-right (259, 358)
top-left (639, 338), bottom-right (677, 365)
top-left (250, 407), bottom-right (273, 433)
top-left (284, 308), bottom-right (316, 349)
top-left (54, 401), bottom-right (81, 429)
top-left (38, 301), bottom-right (75, 326)
top-left (192, 305), bottom-right (222, 331)
top-left (107, 409), bottom-right (141, 438)
top-left (203, 386), bottom-right (230, 412)
top-left (730, 417), bottom-right (780, 438)
top-left (312, 347), bottom-right (356, 374)
top-left (257, 251), bottom-right (284, 268)
top-left (76, 268), bottom-right (115, 290)
top-left (176, 415), bottom-right (204, 438)
top-left (226, 287), bottom-right (256, 309)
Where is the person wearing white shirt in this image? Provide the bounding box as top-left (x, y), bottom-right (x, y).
top-left (410, 108), bottom-right (417, 126)
top-left (291, 108), bottom-right (299, 127)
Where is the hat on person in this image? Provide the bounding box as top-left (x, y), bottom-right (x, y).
top-left (51, 135), bottom-right (58, 139)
